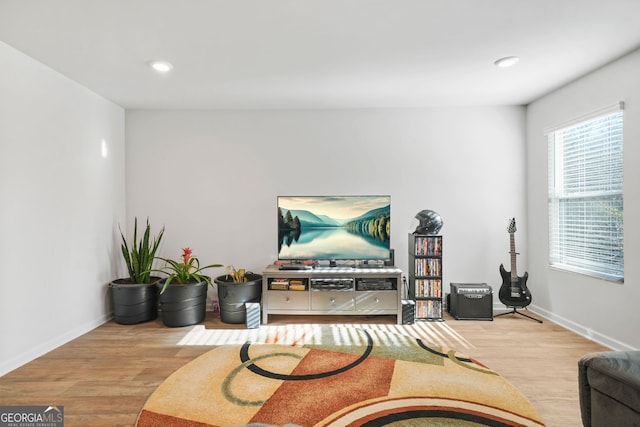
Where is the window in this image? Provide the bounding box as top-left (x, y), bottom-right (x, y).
top-left (547, 103), bottom-right (624, 282)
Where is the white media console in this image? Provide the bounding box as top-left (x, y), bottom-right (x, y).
top-left (261, 264), bottom-right (403, 324)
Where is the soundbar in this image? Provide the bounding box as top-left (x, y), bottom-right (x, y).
top-left (279, 264), bottom-right (313, 270)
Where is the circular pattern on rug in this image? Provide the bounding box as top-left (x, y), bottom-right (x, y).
top-left (239, 330), bottom-right (374, 380)
top-left (136, 327), bottom-right (544, 427)
top-left (319, 397), bottom-right (540, 426)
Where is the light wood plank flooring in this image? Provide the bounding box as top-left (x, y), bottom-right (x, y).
top-left (0, 310), bottom-right (609, 426)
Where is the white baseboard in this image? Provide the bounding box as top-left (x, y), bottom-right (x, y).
top-left (493, 303), bottom-right (636, 351)
top-left (0, 313), bottom-right (112, 377)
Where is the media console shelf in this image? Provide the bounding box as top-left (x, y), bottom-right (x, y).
top-left (261, 264), bottom-right (403, 324)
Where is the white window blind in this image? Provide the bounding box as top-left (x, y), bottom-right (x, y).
top-left (547, 103), bottom-right (624, 282)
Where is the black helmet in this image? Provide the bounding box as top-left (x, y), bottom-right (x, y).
top-left (413, 210), bottom-right (443, 235)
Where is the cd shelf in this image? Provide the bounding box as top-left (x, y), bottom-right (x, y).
top-left (409, 234), bottom-right (443, 321)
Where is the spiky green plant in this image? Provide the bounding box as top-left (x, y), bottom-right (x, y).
top-left (119, 217), bottom-right (165, 284)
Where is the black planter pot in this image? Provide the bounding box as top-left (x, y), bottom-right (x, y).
top-left (157, 280), bottom-right (208, 327)
top-left (109, 277), bottom-right (161, 325)
top-left (214, 273), bottom-right (263, 324)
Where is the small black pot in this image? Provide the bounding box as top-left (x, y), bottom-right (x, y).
top-left (109, 277), bottom-right (161, 325)
top-left (157, 280), bottom-right (208, 327)
top-left (214, 273), bottom-right (262, 324)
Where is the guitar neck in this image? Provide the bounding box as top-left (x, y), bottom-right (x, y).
top-left (510, 233), bottom-right (518, 279)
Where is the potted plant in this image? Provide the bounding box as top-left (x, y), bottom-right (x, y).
top-left (109, 217), bottom-right (165, 325)
top-left (214, 266), bottom-right (262, 324)
top-left (154, 247), bottom-right (222, 327)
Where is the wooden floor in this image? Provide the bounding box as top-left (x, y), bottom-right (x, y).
top-left (0, 310), bottom-right (609, 427)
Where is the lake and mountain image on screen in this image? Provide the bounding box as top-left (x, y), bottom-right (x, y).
top-left (277, 196), bottom-right (391, 260)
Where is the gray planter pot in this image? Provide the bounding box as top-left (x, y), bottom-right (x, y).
top-left (109, 277), bottom-right (161, 325)
top-left (157, 280), bottom-right (208, 327)
top-left (214, 273), bottom-right (262, 324)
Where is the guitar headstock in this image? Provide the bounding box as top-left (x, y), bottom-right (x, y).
top-left (507, 218), bottom-right (517, 234)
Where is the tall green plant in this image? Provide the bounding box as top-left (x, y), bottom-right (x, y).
top-left (120, 217), bottom-right (165, 283)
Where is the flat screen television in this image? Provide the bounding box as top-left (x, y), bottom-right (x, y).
top-left (277, 195), bottom-right (391, 262)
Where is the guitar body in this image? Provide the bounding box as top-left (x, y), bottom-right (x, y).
top-left (498, 264), bottom-right (531, 307)
top-left (498, 218), bottom-right (532, 308)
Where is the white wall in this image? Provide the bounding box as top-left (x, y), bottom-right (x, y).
top-left (126, 107), bottom-right (527, 307)
top-left (0, 42), bottom-right (126, 375)
top-left (527, 48), bottom-right (640, 350)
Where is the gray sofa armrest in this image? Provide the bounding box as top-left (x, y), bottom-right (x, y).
top-left (578, 352), bottom-right (598, 427)
top-left (579, 351), bottom-right (640, 427)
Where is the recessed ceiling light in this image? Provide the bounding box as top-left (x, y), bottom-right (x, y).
top-left (148, 60), bottom-right (173, 73)
top-left (494, 56), bottom-right (520, 68)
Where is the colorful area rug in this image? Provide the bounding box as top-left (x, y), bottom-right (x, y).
top-left (137, 326), bottom-right (544, 426)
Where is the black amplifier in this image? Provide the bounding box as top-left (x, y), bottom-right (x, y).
top-left (449, 283), bottom-right (493, 321)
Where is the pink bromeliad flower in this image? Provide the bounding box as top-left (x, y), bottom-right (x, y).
top-left (181, 247), bottom-right (193, 267)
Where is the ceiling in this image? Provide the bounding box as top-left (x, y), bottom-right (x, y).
top-left (2, 0), bottom-right (640, 110)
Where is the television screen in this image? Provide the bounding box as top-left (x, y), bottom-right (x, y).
top-left (277, 195), bottom-right (391, 261)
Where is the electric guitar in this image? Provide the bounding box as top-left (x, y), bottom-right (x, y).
top-left (498, 218), bottom-right (532, 308)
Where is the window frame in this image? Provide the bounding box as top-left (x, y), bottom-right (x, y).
top-left (546, 102), bottom-right (624, 283)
